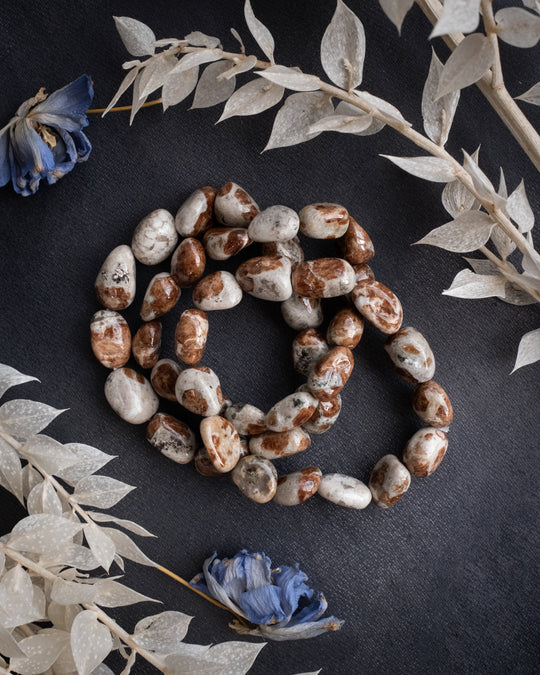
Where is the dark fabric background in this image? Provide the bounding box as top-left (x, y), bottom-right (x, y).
top-left (1, 1), bottom-right (539, 673)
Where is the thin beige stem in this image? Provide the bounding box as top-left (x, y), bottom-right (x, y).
top-left (480, 0), bottom-right (504, 90)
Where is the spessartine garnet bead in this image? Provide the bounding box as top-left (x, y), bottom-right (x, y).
top-left (292, 258), bottom-right (356, 298)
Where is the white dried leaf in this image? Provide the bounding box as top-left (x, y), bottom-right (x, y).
top-left (139, 54), bottom-right (177, 98)
top-left (51, 579), bottom-right (98, 606)
top-left (191, 61), bottom-right (236, 109)
top-left (0, 437), bottom-right (23, 503)
top-left (91, 664), bottom-right (115, 675)
top-left (23, 434), bottom-right (78, 475)
top-left (335, 101), bottom-right (386, 135)
top-left (309, 113), bottom-right (374, 134)
top-left (114, 17), bottom-right (155, 57)
top-left (163, 640), bottom-right (265, 674)
top-left (184, 31), bottom-right (222, 49)
top-left (258, 65), bottom-right (320, 92)
top-left (521, 233), bottom-right (540, 278)
top-left (523, 0), bottom-right (540, 12)
top-left (71, 610), bottom-right (112, 675)
top-left (382, 155), bottom-right (456, 182)
top-left (506, 180), bottom-right (534, 232)
top-left (162, 66), bottom-right (199, 110)
top-left (27, 480), bottom-right (62, 516)
top-left (219, 79), bottom-right (284, 121)
top-left (0, 565), bottom-right (42, 628)
top-left (73, 475), bottom-right (135, 508)
top-left (83, 524), bottom-right (116, 572)
top-left (102, 68), bottom-right (139, 116)
top-left (431, 0), bottom-right (480, 37)
top-left (100, 527), bottom-right (156, 566)
top-left (422, 49), bottom-right (460, 145)
top-left (462, 150), bottom-right (505, 207)
top-left (0, 624), bottom-right (25, 657)
top-left (133, 611), bottom-right (193, 652)
top-left (379, 0), bottom-right (414, 33)
top-left (244, 0), bottom-right (275, 62)
top-left (495, 7), bottom-right (540, 47)
top-left (442, 178), bottom-right (479, 218)
top-left (264, 91), bottom-right (334, 150)
top-left (9, 629), bottom-right (70, 675)
top-left (22, 464), bottom-right (42, 499)
top-left (0, 365), bottom-right (38, 399)
top-left (8, 514), bottom-right (82, 554)
top-left (442, 269), bottom-right (506, 299)
top-left (87, 512), bottom-right (155, 537)
top-left (94, 580), bottom-right (157, 608)
top-left (129, 71), bottom-right (147, 125)
top-left (512, 328), bottom-right (540, 372)
top-left (172, 51), bottom-right (222, 73)
top-left (464, 257), bottom-right (502, 275)
top-left (321, 0), bottom-right (365, 90)
top-left (45, 544), bottom-right (99, 571)
top-left (56, 444), bottom-right (116, 486)
top-left (415, 211), bottom-right (495, 252)
top-left (219, 55), bottom-right (258, 80)
top-left (437, 34), bottom-right (495, 98)
top-left (0, 399), bottom-right (66, 440)
top-left (351, 90), bottom-right (411, 126)
top-left (516, 81), bottom-right (540, 105)
top-left (502, 281), bottom-right (538, 305)
top-left (230, 28), bottom-right (245, 52)
top-left (498, 167), bottom-right (508, 199)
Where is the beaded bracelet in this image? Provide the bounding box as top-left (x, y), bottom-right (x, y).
top-left (90, 181), bottom-right (453, 511)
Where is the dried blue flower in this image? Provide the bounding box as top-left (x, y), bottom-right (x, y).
top-left (190, 550), bottom-right (343, 641)
top-left (0, 75), bottom-right (93, 196)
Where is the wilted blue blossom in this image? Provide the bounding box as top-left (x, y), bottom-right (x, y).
top-left (0, 75), bottom-right (93, 196)
top-left (190, 550), bottom-right (343, 641)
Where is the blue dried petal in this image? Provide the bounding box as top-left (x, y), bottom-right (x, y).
top-left (238, 585), bottom-right (287, 625)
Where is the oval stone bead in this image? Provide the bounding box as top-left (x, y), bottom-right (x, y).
top-left (175, 186), bottom-right (216, 238)
top-left (385, 326), bottom-right (436, 383)
top-left (352, 279), bottom-right (403, 334)
top-left (203, 227), bottom-right (251, 261)
top-left (292, 328), bottom-right (329, 377)
top-left (225, 403), bottom-right (267, 436)
top-left (200, 416), bottom-right (242, 473)
top-left (236, 255), bottom-right (292, 302)
top-left (194, 446), bottom-right (223, 477)
top-left (338, 217), bottom-right (374, 264)
top-left (352, 263), bottom-right (375, 286)
top-left (214, 182), bottom-right (259, 227)
top-left (104, 368), bottom-right (159, 424)
top-left (262, 237), bottom-right (304, 266)
top-left (232, 456), bottom-right (278, 503)
top-left (175, 309), bottom-right (208, 365)
top-left (140, 273), bottom-right (180, 322)
top-left (281, 295), bottom-right (323, 331)
top-left (299, 203), bottom-right (349, 239)
top-left (90, 310), bottom-right (131, 370)
top-left (266, 392), bottom-right (318, 433)
top-left (412, 381), bottom-right (453, 427)
top-left (132, 209), bottom-right (178, 265)
top-left (274, 467), bottom-right (322, 505)
top-left (193, 271), bottom-right (242, 311)
top-left (171, 238), bottom-right (206, 288)
top-left (292, 258), bottom-right (355, 298)
top-left (308, 346), bottom-right (354, 401)
top-left (403, 427), bottom-right (448, 477)
top-left (175, 366), bottom-right (224, 417)
top-left (95, 245), bottom-right (136, 310)
top-left (302, 394), bottom-right (341, 435)
top-left (146, 413), bottom-right (195, 464)
top-left (248, 205), bottom-right (299, 242)
top-left (369, 455), bottom-right (411, 508)
top-left (318, 473), bottom-right (372, 509)
top-left (132, 320), bottom-right (161, 370)
top-left (150, 359), bottom-right (182, 401)
top-left (249, 427), bottom-right (311, 459)
top-left (327, 308), bottom-right (364, 349)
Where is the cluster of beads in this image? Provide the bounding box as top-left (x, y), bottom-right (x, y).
top-left (91, 182), bottom-right (453, 510)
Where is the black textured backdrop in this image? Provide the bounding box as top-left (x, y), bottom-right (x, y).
top-left (1, 1), bottom-right (539, 673)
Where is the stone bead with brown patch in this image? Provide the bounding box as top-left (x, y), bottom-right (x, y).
top-left (292, 328), bottom-right (329, 377)
top-left (301, 389), bottom-right (342, 435)
top-left (140, 273), bottom-right (180, 322)
top-left (203, 227), bottom-right (252, 261)
top-left (175, 186), bottom-right (217, 238)
top-left (236, 255), bottom-right (293, 302)
top-left (351, 279), bottom-right (403, 334)
top-left (132, 320), bottom-right (162, 370)
top-left (171, 238), bottom-right (206, 288)
top-left (175, 366), bottom-right (224, 417)
top-left (412, 380), bottom-right (453, 427)
top-left (351, 263), bottom-right (375, 286)
top-left (273, 467), bottom-right (322, 505)
top-left (132, 209), bottom-right (178, 265)
top-left (150, 359), bottom-right (182, 401)
top-left (194, 446), bottom-right (223, 477)
top-left (281, 294), bottom-right (323, 331)
top-left (214, 181), bottom-right (259, 227)
top-left (262, 236), bottom-right (304, 266)
top-left (369, 455), bottom-right (411, 508)
top-left (385, 326), bottom-right (436, 383)
top-left (248, 205), bottom-right (300, 242)
top-left (249, 427), bottom-right (311, 459)
top-left (175, 309), bottom-right (208, 365)
top-left (308, 346), bottom-right (354, 401)
top-left (200, 416), bottom-right (242, 473)
top-left (292, 258), bottom-right (356, 298)
top-left (146, 413), bottom-right (196, 464)
top-left (318, 473), bottom-right (372, 509)
top-left (104, 367), bottom-right (159, 425)
top-left (225, 403), bottom-right (267, 436)
top-left (193, 271), bottom-right (243, 311)
top-left (90, 309), bottom-right (131, 370)
top-left (338, 217), bottom-right (374, 264)
top-left (265, 392), bottom-right (318, 433)
top-left (232, 456), bottom-right (278, 503)
top-left (403, 427), bottom-right (448, 477)
top-left (95, 244), bottom-right (136, 310)
top-left (299, 203), bottom-right (350, 239)
top-left (327, 308), bottom-right (364, 349)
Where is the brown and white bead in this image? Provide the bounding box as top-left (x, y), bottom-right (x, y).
top-left (281, 294), bottom-right (323, 331)
top-left (352, 263), bottom-right (375, 286)
top-left (247, 205), bottom-right (300, 242)
top-left (225, 403), bottom-right (267, 436)
top-left (249, 427), bottom-right (311, 459)
top-left (351, 279), bottom-right (403, 334)
top-left (171, 238), bottom-right (206, 288)
top-left (104, 368), bottom-right (159, 424)
top-left (214, 182), bottom-right (259, 227)
top-left (194, 446), bottom-right (223, 477)
top-left (292, 258), bottom-right (355, 298)
top-left (301, 392), bottom-right (341, 435)
top-left (369, 455), bottom-right (411, 508)
top-left (236, 255), bottom-right (293, 302)
top-left (299, 203), bottom-right (349, 239)
top-left (150, 359), bottom-right (182, 401)
top-left (292, 328), bottom-right (329, 377)
top-left (327, 308), bottom-right (364, 349)
top-left (262, 237), bottom-right (304, 266)
top-left (308, 346), bottom-right (354, 401)
top-left (90, 310), bottom-right (131, 370)
top-left (338, 217), bottom-right (374, 264)
top-left (232, 456), bottom-right (278, 503)
top-left (175, 366), bottom-right (224, 417)
top-left (265, 392), bottom-right (318, 433)
top-left (175, 186), bottom-right (216, 238)
top-left (274, 467), bottom-right (322, 505)
top-left (193, 271), bottom-right (243, 311)
top-left (403, 427), bottom-right (448, 477)
top-left (385, 326), bottom-right (436, 383)
top-left (318, 473), bottom-right (372, 509)
top-left (175, 309), bottom-right (208, 365)
top-left (132, 209), bottom-right (178, 265)
top-left (146, 413), bottom-right (196, 464)
top-left (200, 416), bottom-right (242, 473)
top-left (202, 227), bottom-right (252, 261)
top-left (412, 381), bottom-right (453, 427)
top-left (95, 245), bottom-right (136, 310)
top-left (140, 273), bottom-right (180, 322)
top-left (132, 320), bottom-right (162, 370)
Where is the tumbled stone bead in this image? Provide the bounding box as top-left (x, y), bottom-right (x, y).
top-left (175, 186), bottom-right (216, 237)
top-left (104, 368), bottom-right (159, 424)
top-left (308, 346), bottom-right (354, 401)
top-left (175, 309), bottom-right (208, 365)
top-left (95, 245), bottom-right (136, 310)
top-left (194, 446), bottom-right (223, 477)
top-left (171, 238), bottom-right (206, 288)
top-left (203, 227), bottom-right (251, 261)
top-left (302, 394), bottom-right (341, 435)
top-left (352, 263), bottom-right (375, 286)
top-left (318, 473), bottom-right (372, 509)
top-left (193, 271), bottom-right (243, 311)
top-left (274, 467), bottom-right (322, 505)
top-left (132, 320), bottom-right (161, 370)
top-left (132, 209), bottom-right (178, 265)
top-left (299, 203), bottom-right (349, 239)
top-left (412, 381), bottom-right (453, 427)
top-left (266, 392), bottom-right (318, 432)
top-left (232, 456), bottom-right (278, 503)
top-left (281, 295), bottom-right (323, 331)
top-left (140, 273), bottom-right (180, 322)
top-left (248, 205), bottom-right (299, 242)
top-left (90, 310), bottom-right (131, 370)
top-left (369, 455), bottom-right (411, 508)
top-left (150, 359), bottom-right (182, 401)
top-left (338, 217), bottom-right (374, 264)
top-left (292, 328), bottom-right (329, 377)
top-left (385, 326), bottom-right (436, 383)
top-left (225, 403), bottom-right (267, 436)
top-left (327, 308), bottom-right (364, 349)
top-left (249, 427), bottom-right (310, 459)
top-left (403, 427), bottom-right (448, 477)
top-left (146, 413), bottom-right (195, 464)
top-left (200, 416), bottom-right (242, 473)
top-left (214, 182), bottom-right (259, 227)
top-left (262, 237), bottom-right (304, 266)
top-left (351, 279), bottom-right (403, 334)
top-left (292, 258), bottom-right (355, 298)
top-left (236, 255), bottom-right (293, 302)
top-left (238, 437), bottom-right (250, 457)
top-left (175, 366), bottom-right (224, 416)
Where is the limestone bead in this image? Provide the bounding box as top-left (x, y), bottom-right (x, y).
top-left (308, 346), bottom-right (354, 401)
top-left (232, 456), bottom-right (278, 503)
top-left (193, 271), bottom-right (243, 311)
top-left (292, 329), bottom-right (329, 377)
top-left (385, 326), bottom-right (436, 383)
top-left (274, 467), bottom-right (322, 505)
top-left (175, 309), bottom-right (208, 365)
top-left (214, 181), bottom-right (259, 227)
top-left (225, 403), bottom-right (267, 436)
top-left (132, 209), bottom-right (178, 265)
top-left (299, 203), bottom-right (349, 239)
top-left (281, 294), bottom-right (323, 331)
top-left (104, 368), bottom-right (159, 424)
top-left (150, 359), bottom-right (182, 401)
top-left (351, 279), bottom-right (403, 334)
top-left (175, 366), bottom-right (224, 417)
top-left (146, 413), bottom-right (196, 464)
top-left (200, 416), bottom-right (242, 473)
top-left (262, 237), bottom-right (304, 266)
top-left (249, 428), bottom-right (311, 459)
top-left (292, 258), bottom-right (355, 298)
top-left (236, 255), bottom-right (293, 302)
top-left (140, 273), bottom-right (180, 322)
top-left (265, 392), bottom-right (318, 433)
top-left (403, 428), bottom-right (448, 477)
top-left (327, 308), bottom-right (364, 349)
top-left (90, 310), bottom-right (131, 369)
top-left (175, 186), bottom-right (216, 238)
top-left (412, 381), bottom-right (453, 427)
top-left (369, 455), bottom-right (411, 508)
top-left (95, 245), bottom-right (136, 310)
top-left (132, 320), bottom-right (162, 370)
top-left (203, 227), bottom-right (251, 260)
top-left (248, 205), bottom-right (300, 242)
top-left (318, 474), bottom-right (372, 509)
top-left (338, 217), bottom-right (374, 264)
top-left (171, 238), bottom-right (206, 288)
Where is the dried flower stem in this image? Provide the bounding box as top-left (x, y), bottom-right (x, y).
top-left (87, 99), bottom-right (163, 114)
